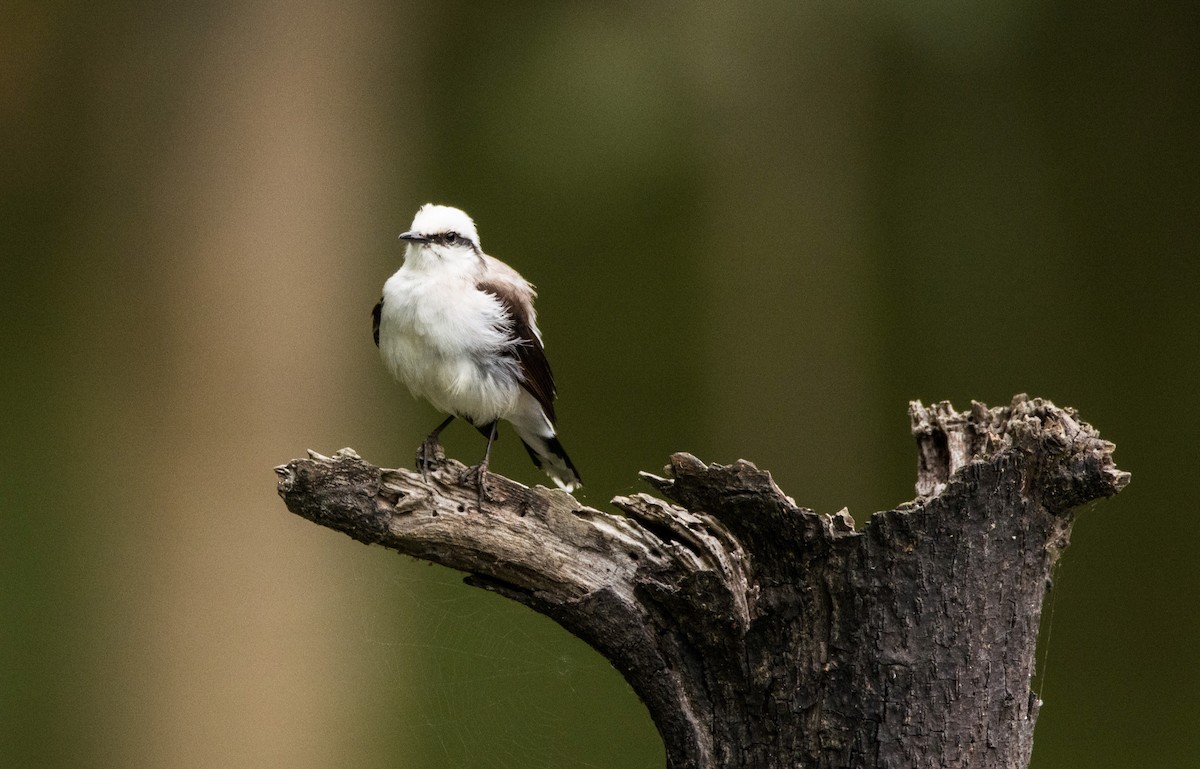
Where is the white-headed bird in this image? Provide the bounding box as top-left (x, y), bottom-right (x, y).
top-left (373, 204), bottom-right (581, 497)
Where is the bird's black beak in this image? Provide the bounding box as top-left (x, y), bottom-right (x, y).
top-left (399, 231), bottom-right (429, 243)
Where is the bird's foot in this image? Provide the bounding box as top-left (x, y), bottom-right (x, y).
top-left (463, 461), bottom-right (493, 512)
top-left (416, 436), bottom-right (446, 482)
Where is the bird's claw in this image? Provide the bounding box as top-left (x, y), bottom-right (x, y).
top-left (464, 461), bottom-right (493, 512)
top-left (416, 437), bottom-right (445, 482)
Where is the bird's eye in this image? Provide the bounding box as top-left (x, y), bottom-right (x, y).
top-left (444, 232), bottom-right (458, 244)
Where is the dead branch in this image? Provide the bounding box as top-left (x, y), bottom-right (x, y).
top-left (274, 395), bottom-right (1128, 769)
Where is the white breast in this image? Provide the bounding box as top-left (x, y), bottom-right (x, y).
top-left (378, 265), bottom-right (520, 424)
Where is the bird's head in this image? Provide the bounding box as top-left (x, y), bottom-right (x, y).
top-left (399, 204), bottom-right (481, 266)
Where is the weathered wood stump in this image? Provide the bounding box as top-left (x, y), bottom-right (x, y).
top-left (275, 395), bottom-right (1128, 769)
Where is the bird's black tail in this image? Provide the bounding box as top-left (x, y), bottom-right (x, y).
top-left (518, 432), bottom-right (581, 492)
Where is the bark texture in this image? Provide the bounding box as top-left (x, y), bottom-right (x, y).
top-left (274, 395), bottom-right (1128, 769)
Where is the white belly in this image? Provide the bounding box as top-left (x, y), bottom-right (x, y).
top-left (379, 268), bottom-right (519, 424)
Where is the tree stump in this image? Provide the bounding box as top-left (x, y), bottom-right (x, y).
top-left (274, 395), bottom-right (1128, 769)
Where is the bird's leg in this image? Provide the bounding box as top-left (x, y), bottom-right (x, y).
top-left (472, 421), bottom-right (499, 512)
top-left (417, 414), bottom-right (456, 481)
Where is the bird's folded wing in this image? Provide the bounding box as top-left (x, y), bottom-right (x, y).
top-left (476, 279), bottom-right (558, 425)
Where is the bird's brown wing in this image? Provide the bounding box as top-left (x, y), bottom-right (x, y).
top-left (476, 279), bottom-right (557, 425)
top-left (372, 297), bottom-right (382, 347)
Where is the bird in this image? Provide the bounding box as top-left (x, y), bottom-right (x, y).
top-left (373, 204), bottom-right (582, 498)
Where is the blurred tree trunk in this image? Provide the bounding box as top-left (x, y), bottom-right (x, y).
top-left (23, 2), bottom-right (417, 767)
top-left (276, 396), bottom-right (1128, 769)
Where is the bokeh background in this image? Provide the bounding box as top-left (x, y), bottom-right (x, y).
top-left (3, 2), bottom-right (1197, 767)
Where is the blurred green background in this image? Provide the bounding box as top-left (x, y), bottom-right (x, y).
top-left (3, 1), bottom-right (1197, 767)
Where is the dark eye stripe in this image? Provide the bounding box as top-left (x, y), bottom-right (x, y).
top-left (436, 231), bottom-right (472, 248)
